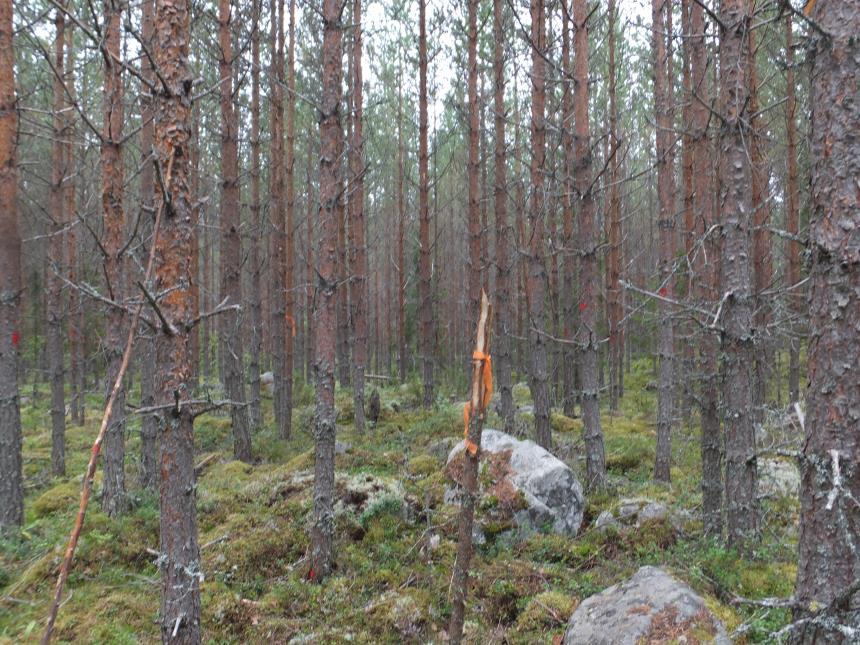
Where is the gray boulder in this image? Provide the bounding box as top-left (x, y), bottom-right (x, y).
top-left (446, 429), bottom-right (585, 537)
top-left (260, 371), bottom-right (275, 396)
top-left (759, 458), bottom-right (800, 498)
top-left (564, 566), bottom-right (731, 645)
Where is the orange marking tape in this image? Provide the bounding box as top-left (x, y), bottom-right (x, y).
top-left (463, 351), bottom-right (492, 455)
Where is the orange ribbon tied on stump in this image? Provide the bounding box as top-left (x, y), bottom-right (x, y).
top-left (462, 350), bottom-right (492, 455)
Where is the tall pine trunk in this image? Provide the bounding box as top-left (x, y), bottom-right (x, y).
top-left (652, 0), bottom-right (676, 483)
top-left (283, 0), bottom-right (297, 437)
top-left (573, 0), bottom-right (605, 486)
top-left (606, 0), bottom-right (622, 413)
top-left (310, 0), bottom-right (343, 582)
top-left (48, 4), bottom-right (67, 477)
top-left (793, 2), bottom-right (860, 641)
top-left (718, 0), bottom-right (758, 550)
top-left (492, 0), bottom-right (513, 433)
top-left (784, 14), bottom-right (801, 405)
top-left (417, 0), bottom-right (434, 410)
top-left (153, 0), bottom-right (202, 635)
top-left (0, 0), bottom-right (22, 528)
top-left (101, 0), bottom-right (128, 515)
top-left (526, 0), bottom-right (551, 450)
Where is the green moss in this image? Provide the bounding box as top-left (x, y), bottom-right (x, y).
top-left (551, 412), bottom-right (581, 434)
top-left (407, 454), bottom-right (438, 478)
top-left (32, 479), bottom-right (81, 518)
top-left (514, 590), bottom-right (577, 632)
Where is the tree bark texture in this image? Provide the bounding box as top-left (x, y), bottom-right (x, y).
top-left (310, 0), bottom-right (343, 583)
top-left (0, 0), bottom-right (22, 528)
top-left (573, 0), bottom-right (605, 487)
top-left (718, 0), bottom-right (758, 551)
top-left (100, 0), bottom-right (128, 516)
top-left (526, 0), bottom-right (551, 450)
top-left (793, 2), bottom-right (860, 641)
top-left (153, 0), bottom-right (202, 637)
top-left (248, 0), bottom-right (263, 429)
top-left (418, 0), bottom-right (434, 410)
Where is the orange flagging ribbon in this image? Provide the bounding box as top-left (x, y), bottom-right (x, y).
top-left (462, 350), bottom-right (492, 455)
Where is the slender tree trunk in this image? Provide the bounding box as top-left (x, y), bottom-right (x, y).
top-left (467, 0), bottom-right (481, 372)
top-left (448, 292), bottom-right (491, 644)
top-left (493, 0), bottom-right (513, 433)
top-left (64, 28), bottom-right (80, 427)
top-left (784, 13), bottom-right (801, 405)
top-left (652, 0), bottom-right (676, 483)
top-left (349, 0), bottom-right (368, 429)
top-left (792, 3), bottom-right (860, 641)
top-left (606, 0), bottom-right (622, 413)
top-left (269, 0), bottom-right (288, 439)
top-left (248, 0), bottom-right (263, 429)
top-left (573, 0), bottom-right (605, 486)
top-left (283, 0), bottom-right (297, 437)
top-left (718, 0), bottom-right (758, 551)
top-left (101, 0), bottom-right (128, 516)
top-left (526, 0), bottom-right (551, 450)
top-left (396, 79), bottom-right (407, 384)
top-left (305, 159), bottom-right (314, 384)
top-left (417, 0), bottom-right (434, 410)
top-left (153, 0), bottom-right (201, 635)
top-left (748, 18), bottom-right (772, 426)
top-left (0, 0), bottom-right (22, 528)
top-left (48, 5), bottom-right (67, 477)
top-left (690, 0), bottom-right (721, 537)
top-left (310, 0), bottom-right (343, 582)
top-left (218, 0), bottom-right (252, 461)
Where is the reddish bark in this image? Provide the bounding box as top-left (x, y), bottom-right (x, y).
top-left (218, 0), bottom-right (252, 460)
top-left (100, 0), bottom-right (128, 516)
top-left (284, 0), bottom-right (296, 433)
top-left (467, 0), bottom-right (481, 362)
top-left (310, 0), bottom-right (343, 582)
top-left (690, 0), bottom-right (721, 537)
top-left (153, 0), bottom-right (202, 634)
top-left (0, 0), bottom-right (22, 528)
top-left (793, 2), bottom-right (860, 641)
top-left (417, 0), bottom-right (434, 409)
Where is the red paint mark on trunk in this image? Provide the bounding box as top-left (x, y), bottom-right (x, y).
top-left (658, 287), bottom-right (668, 297)
top-left (578, 302), bottom-right (587, 312)
top-left (11, 331), bottom-right (20, 347)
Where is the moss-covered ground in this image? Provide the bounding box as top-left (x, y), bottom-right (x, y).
top-left (0, 360), bottom-right (797, 643)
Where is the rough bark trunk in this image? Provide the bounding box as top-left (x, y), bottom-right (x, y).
top-left (606, 0), bottom-right (622, 413)
top-left (0, 0), bottom-right (22, 528)
top-left (718, 0), bottom-right (758, 551)
top-left (349, 0), bottom-right (368, 429)
top-left (448, 291), bottom-right (491, 644)
top-left (247, 0), bottom-right (263, 429)
top-left (467, 0), bottom-right (481, 362)
top-left (652, 0), bottom-right (676, 484)
top-left (153, 0), bottom-right (202, 635)
top-left (305, 159), bottom-right (314, 384)
top-left (492, 0), bottom-right (513, 434)
top-left (101, 0), bottom-right (128, 516)
top-left (283, 0), bottom-right (296, 437)
top-left (748, 20), bottom-right (772, 426)
top-left (560, 0), bottom-right (576, 419)
top-left (792, 2), bottom-right (860, 641)
top-left (64, 28), bottom-right (80, 427)
top-left (269, 0), bottom-right (288, 439)
top-left (310, 0), bottom-right (342, 582)
top-left (396, 83), bottom-right (407, 384)
top-left (784, 13), bottom-right (801, 405)
top-left (218, 0), bottom-right (251, 461)
top-left (573, 0), bottom-right (605, 487)
top-left (690, 0), bottom-right (721, 538)
top-left (526, 0), bottom-right (551, 450)
top-left (48, 5), bottom-right (67, 478)
top-left (417, 0), bottom-right (434, 410)
top-left (138, 0), bottom-right (157, 490)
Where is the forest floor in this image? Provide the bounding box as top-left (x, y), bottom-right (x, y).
top-left (1, 360), bottom-right (798, 643)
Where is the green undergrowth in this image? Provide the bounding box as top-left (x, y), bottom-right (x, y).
top-left (0, 376), bottom-right (795, 643)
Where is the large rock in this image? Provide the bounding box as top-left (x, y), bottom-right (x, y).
top-left (759, 458), bottom-right (800, 498)
top-left (564, 566), bottom-right (730, 645)
top-left (445, 429), bottom-right (585, 538)
top-left (260, 371), bottom-right (274, 396)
